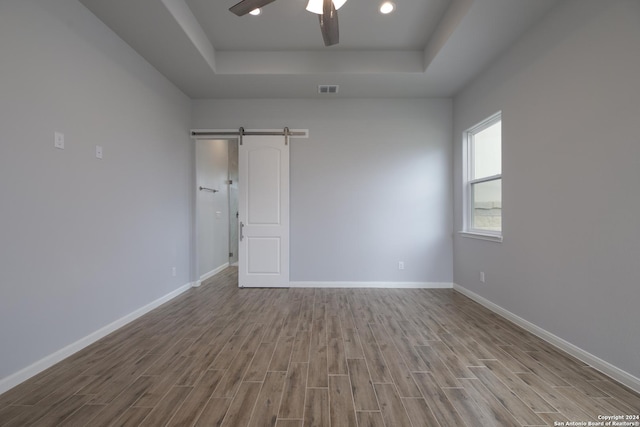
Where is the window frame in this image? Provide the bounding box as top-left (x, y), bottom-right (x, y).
top-left (461, 111), bottom-right (503, 242)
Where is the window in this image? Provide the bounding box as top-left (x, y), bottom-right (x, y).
top-left (463, 112), bottom-right (502, 241)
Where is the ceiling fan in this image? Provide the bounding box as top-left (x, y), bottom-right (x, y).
top-left (229, 0), bottom-right (341, 46)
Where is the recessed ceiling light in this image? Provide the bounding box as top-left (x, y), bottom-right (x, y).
top-left (379, 1), bottom-right (395, 14)
top-left (249, 8), bottom-right (261, 15)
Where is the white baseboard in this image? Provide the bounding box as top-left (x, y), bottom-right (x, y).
top-left (200, 263), bottom-right (230, 282)
top-left (0, 281), bottom-right (194, 395)
top-left (453, 283), bottom-right (640, 394)
top-left (289, 281), bottom-right (453, 289)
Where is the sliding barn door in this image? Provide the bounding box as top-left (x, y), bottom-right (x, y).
top-left (238, 135), bottom-right (289, 287)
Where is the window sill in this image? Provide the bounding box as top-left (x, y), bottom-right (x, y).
top-left (458, 231), bottom-right (503, 243)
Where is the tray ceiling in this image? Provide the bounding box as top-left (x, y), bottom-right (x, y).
top-left (78, 0), bottom-right (559, 98)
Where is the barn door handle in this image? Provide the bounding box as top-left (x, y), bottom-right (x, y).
top-left (240, 222), bottom-right (244, 241)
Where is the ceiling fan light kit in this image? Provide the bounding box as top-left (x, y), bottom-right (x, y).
top-left (306, 0), bottom-right (347, 14)
top-left (229, 0), bottom-right (341, 46)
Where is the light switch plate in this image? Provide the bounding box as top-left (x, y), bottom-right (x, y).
top-left (54, 132), bottom-right (64, 149)
top-left (96, 145), bottom-right (103, 159)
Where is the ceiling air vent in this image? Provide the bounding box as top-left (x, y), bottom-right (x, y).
top-left (318, 84), bottom-right (339, 94)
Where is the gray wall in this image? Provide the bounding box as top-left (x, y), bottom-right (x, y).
top-left (193, 99), bottom-right (453, 283)
top-left (0, 0), bottom-right (192, 380)
top-left (453, 0), bottom-right (640, 378)
top-left (196, 139), bottom-right (230, 277)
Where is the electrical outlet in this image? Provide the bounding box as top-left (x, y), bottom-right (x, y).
top-left (54, 132), bottom-right (65, 149)
top-left (398, 261), bottom-right (405, 270)
top-left (480, 271), bottom-right (485, 283)
top-left (172, 267), bottom-right (177, 277)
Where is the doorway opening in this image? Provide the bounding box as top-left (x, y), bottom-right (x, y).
top-left (228, 139), bottom-right (239, 267)
top-left (195, 138), bottom-right (239, 283)
top-left (192, 128), bottom-right (305, 287)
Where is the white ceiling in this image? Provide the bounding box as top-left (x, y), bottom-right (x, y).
top-left (78, 0), bottom-right (559, 99)
top-left (185, 0), bottom-right (450, 50)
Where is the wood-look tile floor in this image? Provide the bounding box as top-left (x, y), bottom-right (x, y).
top-left (1, 267), bottom-right (639, 426)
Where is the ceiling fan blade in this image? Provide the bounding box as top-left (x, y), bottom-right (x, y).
top-left (319, 0), bottom-right (339, 46)
top-left (229, 0), bottom-right (276, 16)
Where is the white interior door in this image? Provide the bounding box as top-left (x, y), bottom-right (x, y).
top-left (238, 135), bottom-right (289, 287)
